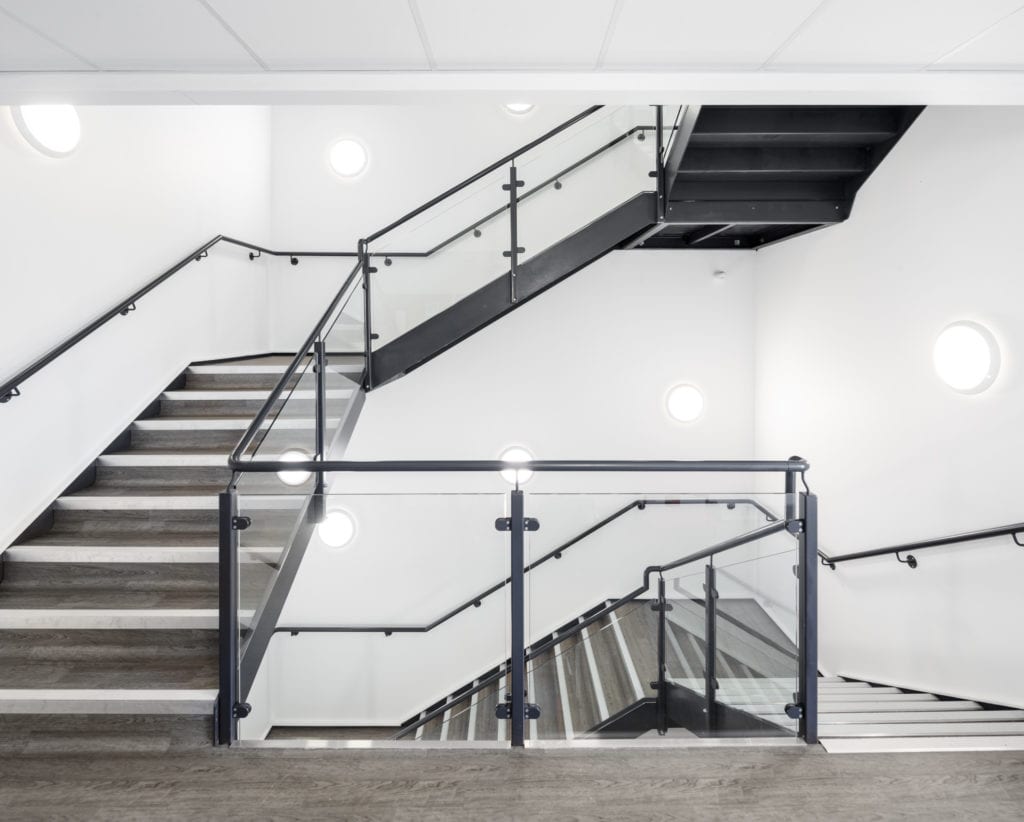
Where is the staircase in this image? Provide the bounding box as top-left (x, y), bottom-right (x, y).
top-left (0, 355), bottom-right (359, 749)
top-left (398, 596), bottom-right (798, 742)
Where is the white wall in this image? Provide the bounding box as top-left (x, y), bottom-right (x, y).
top-left (264, 248), bottom-right (774, 726)
top-left (754, 106), bottom-right (1024, 708)
top-left (0, 105), bottom-right (272, 549)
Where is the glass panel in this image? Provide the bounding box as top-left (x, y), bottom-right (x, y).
top-left (369, 166), bottom-right (511, 347)
top-left (517, 105), bottom-right (656, 270)
top-left (234, 491), bottom-right (508, 743)
top-left (522, 490), bottom-right (788, 740)
top-left (712, 532), bottom-right (800, 736)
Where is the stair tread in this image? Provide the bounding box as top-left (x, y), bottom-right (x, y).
top-left (821, 722), bottom-right (1024, 737)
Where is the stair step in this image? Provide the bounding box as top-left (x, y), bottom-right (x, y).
top-left (821, 736), bottom-right (1024, 754)
top-left (0, 688), bottom-right (217, 714)
top-left (133, 417), bottom-right (328, 430)
top-left (3, 544), bottom-right (280, 564)
top-left (0, 609), bottom-right (222, 629)
top-left (821, 701), bottom-right (981, 713)
top-left (0, 714), bottom-right (213, 752)
top-left (98, 454), bottom-right (230, 467)
top-left (162, 389), bottom-right (353, 401)
top-left (54, 494), bottom-right (305, 510)
top-left (821, 722), bottom-right (1024, 737)
top-left (823, 710), bottom-right (1024, 724)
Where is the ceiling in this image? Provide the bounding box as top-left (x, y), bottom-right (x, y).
top-left (1, 0), bottom-right (1023, 104)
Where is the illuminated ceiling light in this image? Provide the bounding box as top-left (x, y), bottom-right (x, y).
top-left (500, 446), bottom-right (534, 485)
top-left (318, 510), bottom-right (356, 548)
top-left (503, 103), bottom-right (534, 115)
top-left (13, 105), bottom-right (81, 157)
top-left (329, 138), bottom-right (368, 178)
top-left (933, 321), bottom-right (1000, 394)
top-left (666, 384), bottom-right (704, 423)
top-left (277, 450), bottom-right (313, 486)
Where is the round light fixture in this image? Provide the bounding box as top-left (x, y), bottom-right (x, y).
top-left (329, 138), bottom-right (368, 178)
top-left (13, 104), bottom-right (81, 157)
top-left (933, 321), bottom-right (1000, 394)
top-left (318, 510), bottom-right (356, 548)
top-left (277, 450), bottom-right (313, 486)
top-left (499, 446), bottom-right (534, 485)
top-left (503, 103), bottom-right (534, 116)
top-left (666, 384), bottom-right (704, 423)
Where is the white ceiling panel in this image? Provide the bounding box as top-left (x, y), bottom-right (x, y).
top-left (0, 9), bottom-right (92, 70)
top-left (416, 0), bottom-right (618, 68)
top-left (933, 7), bottom-right (1024, 68)
top-left (601, 0), bottom-right (822, 68)
top-left (768, 0), bottom-right (1024, 69)
top-left (0, 0), bottom-right (260, 70)
top-left (206, 0), bottom-right (429, 70)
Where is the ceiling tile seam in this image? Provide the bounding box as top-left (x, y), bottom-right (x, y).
top-left (923, 2), bottom-right (1024, 68)
top-left (0, 3), bottom-right (100, 70)
top-left (407, 0), bottom-right (437, 70)
top-left (594, 0), bottom-right (624, 70)
top-left (757, 0), bottom-right (833, 70)
top-left (195, 0), bottom-right (269, 71)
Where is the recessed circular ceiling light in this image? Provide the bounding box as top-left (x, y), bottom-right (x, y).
top-left (13, 104), bottom-right (81, 157)
top-left (503, 103), bottom-right (534, 115)
top-left (933, 321), bottom-right (1000, 394)
top-left (318, 510), bottom-right (356, 548)
top-left (666, 384), bottom-right (705, 423)
top-left (329, 138), bottom-right (368, 178)
top-left (499, 446), bottom-right (534, 485)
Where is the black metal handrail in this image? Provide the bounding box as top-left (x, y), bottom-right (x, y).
top-left (273, 496), bottom-right (778, 636)
top-left (819, 521), bottom-right (1024, 569)
top-left (394, 517), bottom-right (789, 738)
top-left (0, 236), bottom-right (355, 405)
top-left (364, 106), bottom-right (604, 246)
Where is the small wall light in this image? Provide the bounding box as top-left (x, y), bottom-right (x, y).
top-left (329, 138), bottom-right (368, 178)
top-left (13, 104), bottom-right (81, 157)
top-left (666, 384), bottom-right (705, 423)
top-left (500, 446), bottom-right (534, 485)
top-left (933, 321), bottom-right (1000, 394)
top-left (503, 103), bottom-right (534, 115)
top-left (277, 450), bottom-right (313, 486)
top-left (318, 510), bottom-right (356, 548)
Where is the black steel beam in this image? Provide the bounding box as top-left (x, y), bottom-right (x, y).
top-left (370, 192), bottom-right (656, 386)
top-left (665, 199), bottom-right (849, 225)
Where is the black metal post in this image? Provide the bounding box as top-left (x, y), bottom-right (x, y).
top-left (217, 490), bottom-right (240, 745)
top-left (358, 240), bottom-right (376, 389)
top-left (313, 338), bottom-right (327, 494)
top-left (785, 469), bottom-right (797, 522)
top-left (655, 105), bottom-right (666, 222)
top-left (655, 575), bottom-right (668, 735)
top-left (798, 492), bottom-right (819, 744)
top-left (509, 489), bottom-right (526, 747)
top-left (503, 165), bottom-right (524, 304)
top-left (704, 560), bottom-right (717, 734)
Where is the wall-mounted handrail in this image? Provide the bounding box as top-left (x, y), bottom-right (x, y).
top-left (364, 106), bottom-right (604, 246)
top-left (394, 517), bottom-right (789, 738)
top-left (819, 521), bottom-right (1024, 569)
top-left (273, 497), bottom-right (779, 637)
top-left (0, 235), bottom-right (356, 405)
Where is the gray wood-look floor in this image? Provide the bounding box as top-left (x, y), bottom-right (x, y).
top-left (0, 746), bottom-right (1021, 820)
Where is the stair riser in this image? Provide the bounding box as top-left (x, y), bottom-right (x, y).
top-left (185, 372), bottom-right (302, 391)
top-left (159, 398), bottom-right (293, 417)
top-left (42, 510), bottom-right (296, 546)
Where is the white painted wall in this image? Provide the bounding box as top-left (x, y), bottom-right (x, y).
top-left (0, 105), bottom-right (272, 549)
top-left (754, 106), bottom-right (1024, 708)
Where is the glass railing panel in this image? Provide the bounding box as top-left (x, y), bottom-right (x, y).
top-left (525, 599), bottom-right (656, 740)
top-left (423, 671), bottom-right (508, 743)
top-left (662, 562), bottom-right (709, 709)
top-left (516, 105), bottom-right (656, 270)
top-left (368, 165), bottom-right (512, 347)
top-left (712, 533), bottom-right (800, 736)
top-left (234, 491), bottom-right (509, 743)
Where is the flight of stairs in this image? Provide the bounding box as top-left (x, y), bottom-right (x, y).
top-left (0, 355), bottom-right (358, 751)
top-left (401, 596), bottom-right (798, 742)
